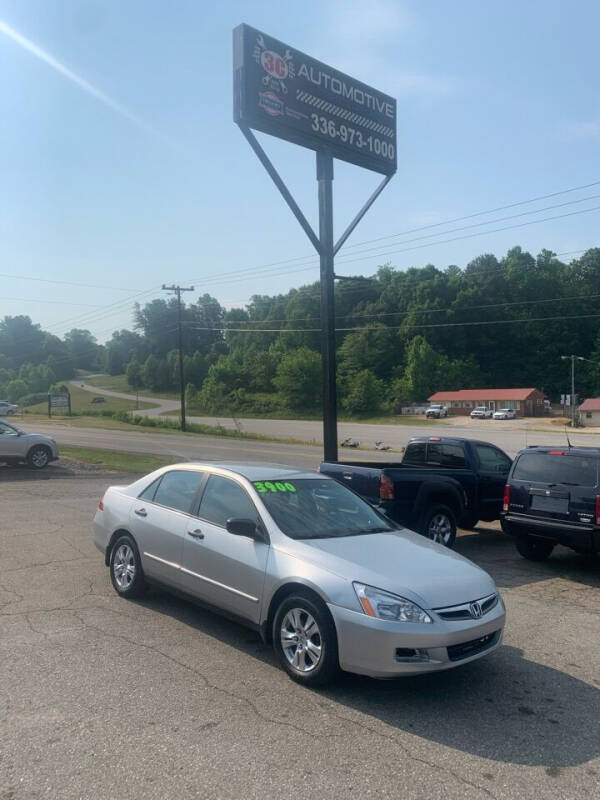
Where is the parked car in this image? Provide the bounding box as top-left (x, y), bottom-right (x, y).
top-left (0, 420), bottom-right (59, 468)
top-left (93, 462), bottom-right (505, 685)
top-left (425, 404), bottom-right (448, 418)
top-left (0, 401), bottom-right (18, 416)
top-left (501, 445), bottom-right (600, 560)
top-left (320, 436), bottom-right (512, 547)
top-left (493, 408), bottom-right (516, 420)
top-left (470, 406), bottom-right (493, 419)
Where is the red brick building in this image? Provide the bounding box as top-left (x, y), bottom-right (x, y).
top-left (428, 388), bottom-right (546, 417)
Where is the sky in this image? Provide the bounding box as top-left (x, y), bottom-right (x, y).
top-left (0, 0), bottom-right (599, 343)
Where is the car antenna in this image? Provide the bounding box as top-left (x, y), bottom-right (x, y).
top-left (564, 425), bottom-right (572, 448)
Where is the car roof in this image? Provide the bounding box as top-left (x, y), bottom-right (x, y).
top-left (165, 461), bottom-right (319, 481)
top-left (408, 436), bottom-right (501, 447)
top-left (516, 446), bottom-right (600, 456)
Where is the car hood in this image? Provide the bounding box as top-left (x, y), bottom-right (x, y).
top-left (298, 530), bottom-right (495, 609)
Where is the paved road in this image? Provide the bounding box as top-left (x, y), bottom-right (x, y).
top-left (1, 469), bottom-right (598, 799)
top-left (71, 381), bottom-right (600, 457)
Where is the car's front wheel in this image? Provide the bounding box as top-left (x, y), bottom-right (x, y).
top-left (421, 504), bottom-right (457, 547)
top-left (27, 445), bottom-right (51, 469)
top-left (109, 534), bottom-right (146, 597)
top-left (273, 593), bottom-right (339, 686)
top-left (515, 536), bottom-right (554, 561)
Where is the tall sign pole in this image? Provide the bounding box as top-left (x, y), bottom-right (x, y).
top-left (162, 284), bottom-right (194, 431)
top-left (234, 24), bottom-right (397, 461)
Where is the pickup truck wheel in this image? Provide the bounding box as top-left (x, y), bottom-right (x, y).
top-left (421, 504), bottom-right (456, 548)
top-left (515, 536), bottom-right (554, 561)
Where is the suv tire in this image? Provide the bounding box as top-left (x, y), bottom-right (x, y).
top-left (27, 445), bottom-right (51, 470)
top-left (515, 536), bottom-right (554, 561)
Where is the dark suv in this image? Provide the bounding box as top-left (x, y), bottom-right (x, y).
top-left (501, 446), bottom-right (600, 560)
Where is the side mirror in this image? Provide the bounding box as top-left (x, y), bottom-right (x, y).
top-left (226, 518), bottom-right (261, 539)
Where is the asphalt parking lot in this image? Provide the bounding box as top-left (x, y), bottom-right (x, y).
top-left (1, 465), bottom-right (599, 799)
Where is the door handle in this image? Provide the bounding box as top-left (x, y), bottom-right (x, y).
top-left (134, 508), bottom-right (147, 517)
top-left (188, 528), bottom-right (204, 539)
top-left (342, 472), bottom-right (352, 480)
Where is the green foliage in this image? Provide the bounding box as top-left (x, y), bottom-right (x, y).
top-left (342, 370), bottom-right (386, 414)
top-left (125, 360), bottom-right (143, 391)
top-left (274, 347), bottom-right (322, 410)
top-left (5, 379), bottom-right (28, 403)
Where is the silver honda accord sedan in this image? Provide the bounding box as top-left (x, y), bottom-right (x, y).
top-left (93, 462), bottom-right (505, 685)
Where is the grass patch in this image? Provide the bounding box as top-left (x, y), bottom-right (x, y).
top-left (85, 374), bottom-right (178, 400)
top-left (20, 411), bottom-right (316, 447)
top-left (24, 384), bottom-right (156, 415)
top-left (61, 446), bottom-right (176, 473)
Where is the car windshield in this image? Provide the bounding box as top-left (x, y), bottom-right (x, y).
top-left (513, 452), bottom-right (599, 487)
top-left (252, 478), bottom-right (397, 540)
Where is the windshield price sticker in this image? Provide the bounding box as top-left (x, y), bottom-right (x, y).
top-left (254, 481), bottom-right (297, 493)
top-left (234, 24), bottom-right (397, 176)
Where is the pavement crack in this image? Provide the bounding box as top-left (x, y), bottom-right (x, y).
top-left (70, 612), bottom-right (324, 740)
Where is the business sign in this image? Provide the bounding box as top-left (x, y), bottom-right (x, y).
top-left (233, 24), bottom-right (397, 175)
top-left (50, 394), bottom-right (69, 408)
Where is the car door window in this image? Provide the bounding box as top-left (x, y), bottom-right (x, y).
top-left (198, 475), bottom-right (258, 528)
top-left (442, 444), bottom-right (466, 468)
top-left (138, 477), bottom-right (162, 502)
top-left (151, 470), bottom-right (205, 514)
top-left (403, 443), bottom-right (426, 465)
top-left (475, 444), bottom-right (511, 474)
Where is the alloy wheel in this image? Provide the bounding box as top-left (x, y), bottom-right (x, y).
top-left (280, 608), bottom-right (323, 672)
top-left (428, 513), bottom-right (453, 545)
top-left (113, 543), bottom-right (136, 590)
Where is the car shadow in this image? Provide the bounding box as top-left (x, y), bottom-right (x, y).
top-left (0, 463), bottom-right (76, 481)
top-left (455, 526), bottom-right (600, 590)
top-left (134, 588), bottom-right (600, 768)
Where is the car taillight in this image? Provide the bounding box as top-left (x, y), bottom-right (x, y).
top-left (596, 495), bottom-right (600, 526)
top-left (502, 485), bottom-right (511, 512)
top-left (380, 474), bottom-right (395, 500)
top-left (98, 498), bottom-right (104, 511)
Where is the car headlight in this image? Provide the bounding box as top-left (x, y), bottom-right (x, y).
top-left (353, 582), bottom-right (432, 624)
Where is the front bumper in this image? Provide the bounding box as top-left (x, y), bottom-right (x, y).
top-left (328, 599), bottom-right (505, 678)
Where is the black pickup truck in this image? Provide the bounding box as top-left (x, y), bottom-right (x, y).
top-left (320, 436), bottom-right (512, 547)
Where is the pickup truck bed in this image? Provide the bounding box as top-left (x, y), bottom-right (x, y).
top-left (320, 437), bottom-right (512, 547)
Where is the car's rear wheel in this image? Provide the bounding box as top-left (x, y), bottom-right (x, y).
top-left (515, 536), bottom-right (554, 561)
top-left (27, 445), bottom-right (51, 470)
top-left (421, 504), bottom-right (457, 548)
top-left (109, 534), bottom-right (146, 598)
top-left (273, 593), bottom-right (339, 686)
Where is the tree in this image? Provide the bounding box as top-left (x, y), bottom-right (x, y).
top-left (5, 379), bottom-right (28, 403)
top-left (126, 361), bottom-right (143, 391)
top-left (342, 370), bottom-right (385, 415)
top-left (274, 347), bottom-right (322, 410)
top-left (64, 329), bottom-right (100, 370)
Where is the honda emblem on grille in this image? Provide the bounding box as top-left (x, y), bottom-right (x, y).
top-left (469, 602), bottom-right (482, 618)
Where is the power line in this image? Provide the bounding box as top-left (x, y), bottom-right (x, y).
top-left (179, 310), bottom-right (600, 334)
top-left (0, 296), bottom-right (103, 307)
top-left (0, 272), bottom-right (134, 291)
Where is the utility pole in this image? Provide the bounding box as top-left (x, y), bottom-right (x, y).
top-left (163, 284), bottom-right (194, 431)
top-left (561, 354), bottom-right (584, 428)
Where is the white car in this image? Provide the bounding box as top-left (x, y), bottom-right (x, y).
top-left (0, 401), bottom-right (18, 416)
top-left (470, 406), bottom-right (493, 419)
top-left (425, 404), bottom-right (448, 418)
top-left (493, 408), bottom-right (516, 420)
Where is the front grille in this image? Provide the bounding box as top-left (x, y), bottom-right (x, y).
top-left (436, 593), bottom-right (498, 621)
top-left (447, 630), bottom-right (500, 662)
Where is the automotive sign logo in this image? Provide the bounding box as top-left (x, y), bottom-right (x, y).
top-left (254, 34), bottom-right (295, 95)
top-left (469, 602), bottom-right (483, 619)
top-left (259, 91), bottom-right (284, 116)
